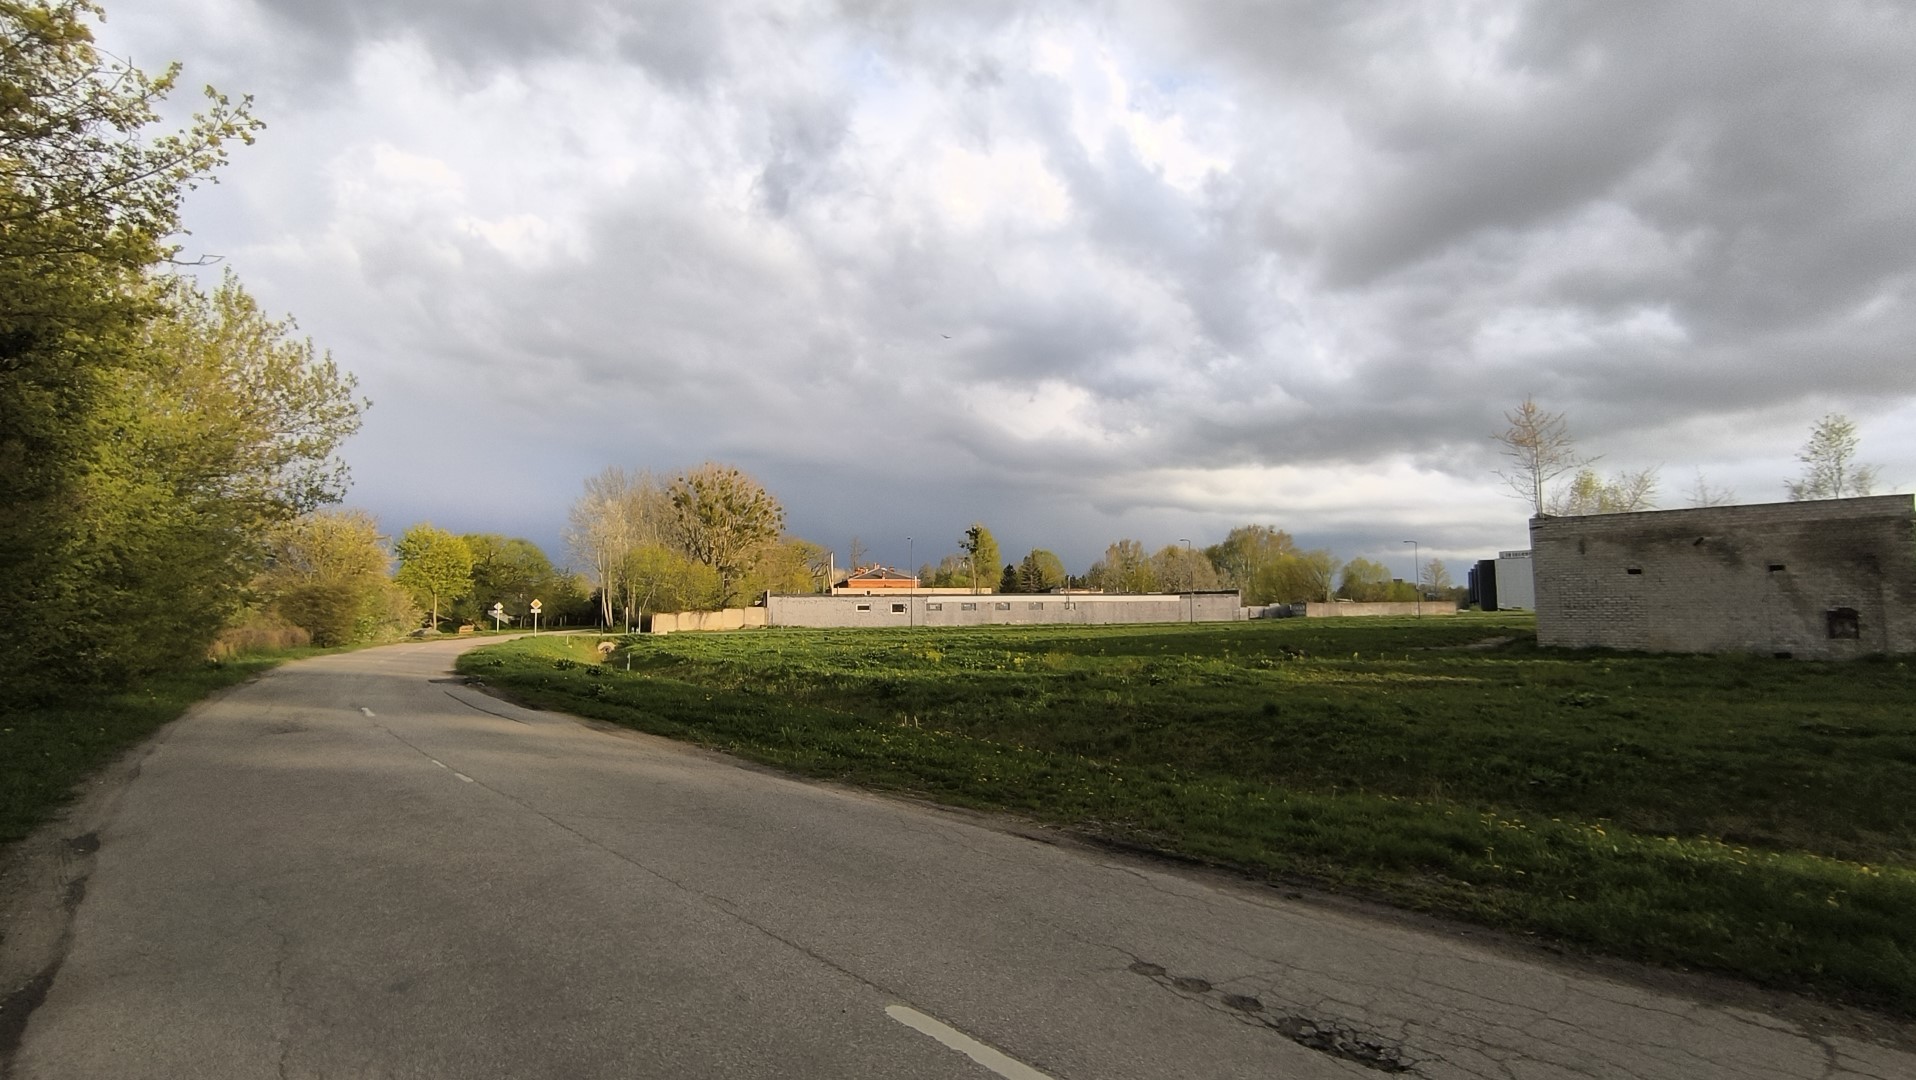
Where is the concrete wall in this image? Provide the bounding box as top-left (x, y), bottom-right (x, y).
top-left (1530, 495), bottom-right (1916, 658)
top-left (1302, 601), bottom-right (1460, 618)
top-left (764, 591), bottom-right (1243, 629)
top-left (650, 608), bottom-right (769, 634)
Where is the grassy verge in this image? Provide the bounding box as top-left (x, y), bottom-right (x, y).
top-left (460, 618), bottom-right (1916, 1014)
top-left (0, 653), bottom-right (317, 846)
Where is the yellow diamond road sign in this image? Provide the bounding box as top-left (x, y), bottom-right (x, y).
top-left (530, 599), bottom-right (542, 612)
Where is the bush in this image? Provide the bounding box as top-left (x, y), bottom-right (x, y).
top-left (208, 613), bottom-right (311, 659)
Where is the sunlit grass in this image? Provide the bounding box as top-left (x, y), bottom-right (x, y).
top-left (462, 618), bottom-right (1916, 1013)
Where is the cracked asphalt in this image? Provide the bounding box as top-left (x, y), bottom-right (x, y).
top-left (3, 638), bottom-right (1912, 1078)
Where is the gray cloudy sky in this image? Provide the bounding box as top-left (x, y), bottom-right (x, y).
top-left (101, 0), bottom-right (1916, 575)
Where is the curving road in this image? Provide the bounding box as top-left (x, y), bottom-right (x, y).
top-left (4, 638), bottom-right (1911, 1078)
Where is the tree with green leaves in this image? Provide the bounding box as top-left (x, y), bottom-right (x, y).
top-left (459, 534), bottom-right (567, 627)
top-left (1087, 539), bottom-right (1156, 593)
top-left (668, 463), bottom-right (785, 607)
top-left (1546, 466), bottom-right (1659, 516)
top-left (1204, 526), bottom-right (1295, 591)
top-left (0, 1), bottom-right (348, 690)
top-left (1337, 557), bottom-right (1400, 602)
top-left (260, 510), bottom-right (415, 646)
top-left (395, 525), bottom-right (474, 631)
top-left (959, 523), bottom-right (1000, 594)
top-left (1786, 414), bottom-right (1879, 501)
top-left (1016, 549), bottom-right (1067, 592)
top-left (1151, 544), bottom-right (1221, 592)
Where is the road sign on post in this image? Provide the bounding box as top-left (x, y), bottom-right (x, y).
top-left (490, 602), bottom-right (504, 632)
top-left (530, 599), bottom-right (542, 635)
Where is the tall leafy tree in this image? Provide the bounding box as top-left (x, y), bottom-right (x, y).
top-left (1087, 539), bottom-right (1156, 593)
top-left (0, 0), bottom-right (328, 690)
top-left (1337, 557), bottom-right (1396, 602)
top-left (959, 523), bottom-right (1000, 594)
top-left (461, 534), bottom-right (564, 626)
top-left (668, 463), bottom-right (784, 606)
top-left (1151, 544), bottom-right (1221, 592)
top-left (395, 525), bottom-right (473, 631)
top-left (1016, 549), bottom-right (1066, 592)
top-left (261, 510), bottom-right (414, 646)
top-left (1786, 414), bottom-right (1879, 500)
top-left (564, 467), bottom-right (668, 627)
top-left (1204, 526), bottom-right (1296, 591)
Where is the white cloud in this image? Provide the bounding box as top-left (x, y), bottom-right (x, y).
top-left (91, 0), bottom-right (1916, 570)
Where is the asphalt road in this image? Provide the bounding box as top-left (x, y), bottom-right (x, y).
top-left (4, 638), bottom-right (1911, 1079)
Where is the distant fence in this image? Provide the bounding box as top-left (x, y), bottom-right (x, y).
top-left (648, 608), bottom-right (769, 634)
top-left (1302, 601), bottom-right (1459, 618)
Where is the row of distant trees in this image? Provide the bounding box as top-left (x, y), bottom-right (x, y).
top-left (907, 524), bottom-right (1445, 608)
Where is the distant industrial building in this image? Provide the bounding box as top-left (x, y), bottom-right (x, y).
top-left (764, 590), bottom-right (1244, 629)
top-left (1529, 494), bottom-right (1916, 659)
top-left (1467, 550), bottom-right (1535, 611)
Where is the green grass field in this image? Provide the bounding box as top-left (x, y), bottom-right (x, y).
top-left (462, 616), bottom-right (1916, 1013)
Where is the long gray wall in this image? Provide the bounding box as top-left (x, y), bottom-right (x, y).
top-left (1530, 495), bottom-right (1916, 658)
top-left (764, 591), bottom-right (1243, 629)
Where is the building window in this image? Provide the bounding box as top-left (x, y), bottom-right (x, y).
top-left (1769, 564), bottom-right (1786, 573)
top-left (891, 603), bottom-right (906, 613)
top-left (961, 602), bottom-right (977, 611)
top-left (926, 603), bottom-right (943, 611)
top-left (1827, 608), bottom-right (1861, 639)
top-left (1625, 567), bottom-right (1643, 575)
top-left (995, 601), bottom-right (1011, 610)
top-left (856, 603), bottom-right (871, 612)
top-left (1028, 602), bottom-right (1044, 610)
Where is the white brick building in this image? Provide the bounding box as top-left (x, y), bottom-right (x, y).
top-left (1529, 495), bottom-right (1916, 659)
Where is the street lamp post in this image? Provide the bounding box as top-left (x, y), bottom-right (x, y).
top-left (1180, 538), bottom-right (1193, 623)
top-left (1403, 540), bottom-right (1420, 618)
top-left (907, 535), bottom-right (914, 629)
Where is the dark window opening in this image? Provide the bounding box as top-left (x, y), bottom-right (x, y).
top-left (1827, 608), bottom-right (1861, 640)
top-left (1625, 567), bottom-right (1643, 575)
top-left (856, 603), bottom-right (871, 612)
top-left (1773, 652), bottom-right (1794, 660)
top-left (995, 601), bottom-right (1012, 610)
top-left (1768, 564), bottom-right (1786, 573)
top-left (891, 603), bottom-right (906, 613)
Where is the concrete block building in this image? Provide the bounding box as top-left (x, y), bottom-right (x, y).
top-left (1529, 494), bottom-right (1916, 658)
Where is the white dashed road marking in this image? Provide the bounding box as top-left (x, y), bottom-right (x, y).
top-left (884, 1005), bottom-right (1055, 1080)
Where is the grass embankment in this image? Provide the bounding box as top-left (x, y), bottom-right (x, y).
top-left (461, 619), bottom-right (1916, 1013)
